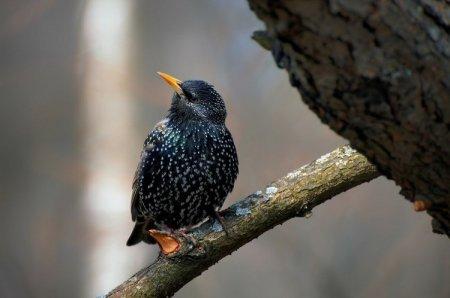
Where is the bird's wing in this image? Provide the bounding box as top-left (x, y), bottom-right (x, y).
top-left (130, 119), bottom-right (168, 221)
top-left (130, 142), bottom-right (153, 221)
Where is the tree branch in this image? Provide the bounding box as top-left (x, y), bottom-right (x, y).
top-left (107, 145), bottom-right (379, 297)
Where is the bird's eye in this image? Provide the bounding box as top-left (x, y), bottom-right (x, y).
top-left (184, 91), bottom-right (198, 103)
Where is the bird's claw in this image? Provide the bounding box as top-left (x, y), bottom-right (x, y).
top-left (177, 228), bottom-right (198, 247)
top-left (212, 210), bottom-right (229, 236)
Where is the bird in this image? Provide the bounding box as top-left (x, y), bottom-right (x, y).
top-left (126, 72), bottom-right (239, 246)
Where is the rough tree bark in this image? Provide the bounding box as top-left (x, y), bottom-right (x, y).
top-left (107, 146), bottom-right (379, 297)
top-left (248, 0), bottom-right (450, 236)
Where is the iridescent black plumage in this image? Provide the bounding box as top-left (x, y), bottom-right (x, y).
top-left (127, 79), bottom-right (238, 246)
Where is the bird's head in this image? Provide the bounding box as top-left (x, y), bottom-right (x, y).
top-left (157, 72), bottom-right (227, 124)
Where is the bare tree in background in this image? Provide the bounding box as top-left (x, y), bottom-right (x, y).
top-left (0, 2), bottom-right (84, 297)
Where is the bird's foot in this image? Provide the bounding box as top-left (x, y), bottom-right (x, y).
top-left (177, 228), bottom-right (198, 246)
top-left (211, 210), bottom-right (229, 236)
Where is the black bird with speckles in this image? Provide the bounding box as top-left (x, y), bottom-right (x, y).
top-left (126, 72), bottom-right (238, 246)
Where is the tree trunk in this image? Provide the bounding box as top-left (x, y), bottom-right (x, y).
top-left (248, 0), bottom-right (450, 236)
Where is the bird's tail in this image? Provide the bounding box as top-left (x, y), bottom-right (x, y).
top-left (126, 219), bottom-right (157, 246)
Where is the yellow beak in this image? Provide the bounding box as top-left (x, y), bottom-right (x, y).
top-left (157, 71), bottom-right (183, 95)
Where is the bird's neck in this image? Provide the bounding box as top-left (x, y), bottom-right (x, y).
top-left (167, 114), bottom-right (225, 131)
top-left (167, 111), bottom-right (225, 126)
top-left (168, 110), bottom-right (200, 123)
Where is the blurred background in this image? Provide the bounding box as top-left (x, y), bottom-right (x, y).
top-left (0, 1), bottom-right (448, 297)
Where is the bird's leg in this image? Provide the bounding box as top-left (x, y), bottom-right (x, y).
top-left (211, 209), bottom-right (229, 236)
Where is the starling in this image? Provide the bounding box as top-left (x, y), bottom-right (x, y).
top-left (126, 72), bottom-right (239, 246)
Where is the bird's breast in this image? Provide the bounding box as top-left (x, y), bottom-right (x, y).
top-left (138, 121), bottom-right (238, 228)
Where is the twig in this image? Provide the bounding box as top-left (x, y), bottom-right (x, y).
top-left (106, 145), bottom-right (379, 297)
